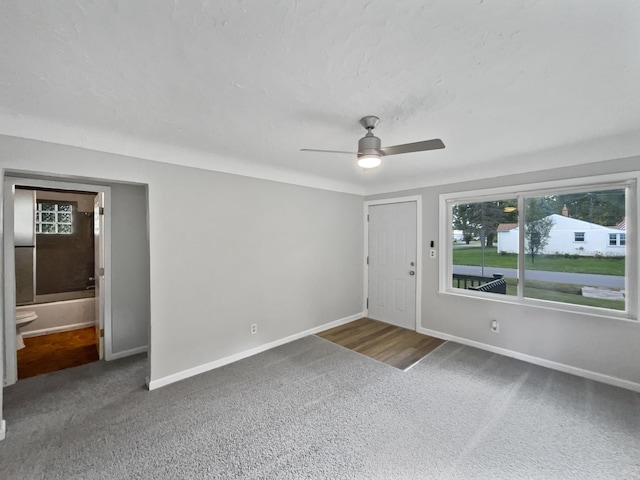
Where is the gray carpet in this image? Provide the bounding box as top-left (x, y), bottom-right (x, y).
top-left (1, 336), bottom-right (639, 479)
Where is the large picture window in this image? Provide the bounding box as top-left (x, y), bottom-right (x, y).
top-left (442, 176), bottom-right (636, 318)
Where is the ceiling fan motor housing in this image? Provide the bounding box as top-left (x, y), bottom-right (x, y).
top-left (358, 134), bottom-right (382, 156)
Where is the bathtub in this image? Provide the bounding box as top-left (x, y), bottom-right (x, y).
top-left (16, 297), bottom-right (96, 338)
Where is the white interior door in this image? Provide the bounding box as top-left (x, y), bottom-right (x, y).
top-left (368, 202), bottom-right (417, 329)
top-left (94, 193), bottom-right (105, 359)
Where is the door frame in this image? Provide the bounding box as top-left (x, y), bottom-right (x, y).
top-left (364, 195), bottom-right (422, 331)
top-left (3, 175), bottom-right (112, 386)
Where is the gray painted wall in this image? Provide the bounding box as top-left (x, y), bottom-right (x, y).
top-left (146, 161), bottom-right (363, 379)
top-left (110, 183), bottom-right (150, 354)
top-left (0, 134), bottom-right (363, 427)
top-left (367, 156), bottom-right (640, 385)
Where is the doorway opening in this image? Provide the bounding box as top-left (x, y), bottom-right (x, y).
top-left (4, 176), bottom-right (111, 385)
top-left (15, 186), bottom-right (100, 378)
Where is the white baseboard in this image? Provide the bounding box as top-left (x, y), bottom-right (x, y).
top-left (0, 419), bottom-right (5, 441)
top-left (418, 327), bottom-right (640, 393)
top-left (310, 312), bottom-right (363, 334)
top-left (109, 345), bottom-right (148, 361)
top-left (22, 322), bottom-right (95, 338)
top-left (148, 312), bottom-right (364, 390)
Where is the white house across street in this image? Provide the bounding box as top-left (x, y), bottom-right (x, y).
top-left (497, 214), bottom-right (626, 257)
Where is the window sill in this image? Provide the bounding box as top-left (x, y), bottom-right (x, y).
top-left (438, 288), bottom-right (638, 323)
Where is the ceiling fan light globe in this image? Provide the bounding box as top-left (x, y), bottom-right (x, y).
top-left (357, 155), bottom-right (382, 169)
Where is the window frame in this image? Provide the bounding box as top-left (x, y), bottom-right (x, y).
top-left (609, 233), bottom-right (626, 247)
top-left (439, 172), bottom-right (637, 321)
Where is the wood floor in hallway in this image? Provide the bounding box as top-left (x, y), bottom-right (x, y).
top-left (17, 327), bottom-right (99, 379)
top-left (317, 317), bottom-right (446, 370)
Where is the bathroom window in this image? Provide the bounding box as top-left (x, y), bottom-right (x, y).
top-left (36, 202), bottom-right (73, 234)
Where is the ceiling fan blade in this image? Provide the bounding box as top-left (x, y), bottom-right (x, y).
top-left (379, 139), bottom-right (445, 156)
top-left (300, 149), bottom-right (356, 155)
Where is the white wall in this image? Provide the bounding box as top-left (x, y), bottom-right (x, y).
top-left (367, 156), bottom-right (640, 388)
top-left (497, 228), bottom-right (518, 254)
top-left (543, 215), bottom-right (624, 257)
top-left (0, 134), bottom-right (363, 414)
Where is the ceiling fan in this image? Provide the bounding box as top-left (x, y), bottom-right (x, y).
top-left (301, 116), bottom-right (445, 169)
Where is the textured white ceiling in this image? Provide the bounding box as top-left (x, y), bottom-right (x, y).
top-left (2, 1), bottom-right (640, 194)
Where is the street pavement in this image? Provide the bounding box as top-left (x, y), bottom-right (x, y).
top-left (452, 265), bottom-right (624, 289)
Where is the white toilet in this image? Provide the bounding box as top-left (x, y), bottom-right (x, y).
top-left (16, 310), bottom-right (38, 350)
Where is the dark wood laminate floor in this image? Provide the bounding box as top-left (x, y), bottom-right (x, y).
top-left (317, 317), bottom-right (446, 370)
top-left (17, 327), bottom-right (99, 379)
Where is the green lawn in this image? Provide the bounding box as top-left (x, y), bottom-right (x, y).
top-left (453, 246), bottom-right (624, 276)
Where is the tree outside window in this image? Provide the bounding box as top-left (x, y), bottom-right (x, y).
top-left (524, 198), bottom-right (554, 263)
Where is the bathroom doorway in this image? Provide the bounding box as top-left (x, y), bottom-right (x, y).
top-left (3, 177), bottom-right (112, 385)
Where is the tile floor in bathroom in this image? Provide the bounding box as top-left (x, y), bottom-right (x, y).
top-left (17, 327), bottom-right (99, 379)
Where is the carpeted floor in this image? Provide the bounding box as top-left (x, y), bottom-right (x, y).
top-left (1, 336), bottom-right (639, 479)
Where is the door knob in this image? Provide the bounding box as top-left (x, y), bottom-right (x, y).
top-left (409, 271), bottom-right (415, 276)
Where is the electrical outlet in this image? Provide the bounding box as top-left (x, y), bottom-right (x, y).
top-left (490, 320), bottom-right (499, 333)
top-left (429, 249), bottom-right (436, 258)
top-left (250, 323), bottom-right (257, 335)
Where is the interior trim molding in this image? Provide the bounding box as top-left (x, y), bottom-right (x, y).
top-left (21, 322), bottom-right (95, 338)
top-left (147, 312), bottom-right (364, 390)
top-left (418, 327), bottom-right (640, 393)
top-left (0, 126), bottom-right (364, 195)
top-left (110, 345), bottom-right (148, 360)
